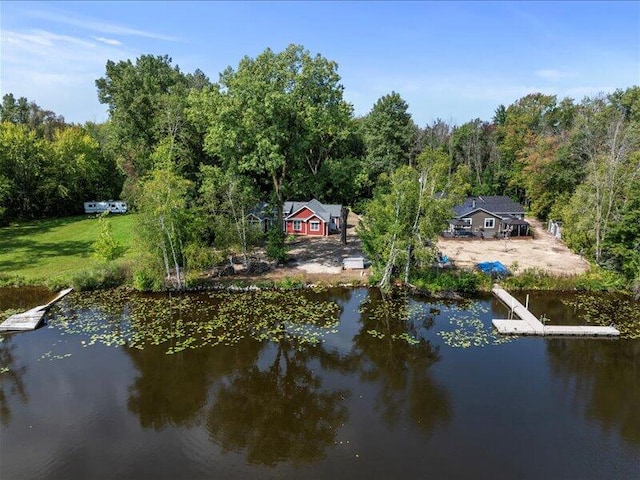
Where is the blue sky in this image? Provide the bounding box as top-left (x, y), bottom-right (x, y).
top-left (1, 1), bottom-right (639, 126)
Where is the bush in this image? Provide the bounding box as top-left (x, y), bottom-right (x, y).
top-left (266, 227), bottom-right (288, 262)
top-left (131, 264), bottom-right (164, 292)
top-left (412, 268), bottom-right (490, 294)
top-left (276, 276), bottom-right (305, 290)
top-left (92, 212), bottom-right (123, 262)
top-left (67, 263), bottom-right (127, 291)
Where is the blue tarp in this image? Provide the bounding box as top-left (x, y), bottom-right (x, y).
top-left (476, 261), bottom-right (509, 277)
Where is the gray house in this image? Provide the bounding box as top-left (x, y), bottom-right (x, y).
top-left (447, 196), bottom-right (529, 238)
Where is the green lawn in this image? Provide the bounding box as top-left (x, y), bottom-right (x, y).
top-left (0, 214), bottom-right (136, 283)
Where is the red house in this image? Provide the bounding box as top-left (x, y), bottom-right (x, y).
top-left (283, 199), bottom-right (343, 237)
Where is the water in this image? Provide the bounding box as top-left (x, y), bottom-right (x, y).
top-left (1, 287), bottom-right (639, 479)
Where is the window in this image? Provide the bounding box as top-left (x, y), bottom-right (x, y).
top-left (463, 218), bottom-right (472, 226)
top-left (310, 221), bottom-right (320, 231)
top-left (484, 218), bottom-right (495, 229)
top-left (293, 220), bottom-right (302, 231)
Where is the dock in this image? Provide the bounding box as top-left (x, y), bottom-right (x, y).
top-left (0, 288), bottom-right (73, 332)
top-left (491, 285), bottom-right (619, 337)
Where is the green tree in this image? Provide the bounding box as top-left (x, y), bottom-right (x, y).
top-left (358, 148), bottom-right (461, 290)
top-left (135, 167), bottom-right (193, 289)
top-left (360, 92), bottom-right (417, 197)
top-left (92, 212), bottom-right (122, 262)
top-left (96, 55), bottom-right (207, 198)
top-left (562, 98), bottom-right (640, 264)
top-left (198, 165), bottom-right (260, 267)
top-left (190, 44), bottom-right (352, 222)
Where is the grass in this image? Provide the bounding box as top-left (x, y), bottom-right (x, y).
top-left (0, 214), bottom-right (136, 285)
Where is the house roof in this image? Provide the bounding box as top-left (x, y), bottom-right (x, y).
top-left (284, 198), bottom-right (342, 223)
top-left (454, 196), bottom-right (524, 218)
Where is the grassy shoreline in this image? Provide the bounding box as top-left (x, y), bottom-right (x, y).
top-left (0, 215), bottom-right (634, 296)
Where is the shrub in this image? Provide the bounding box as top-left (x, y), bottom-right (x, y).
top-left (92, 212), bottom-right (123, 262)
top-left (132, 267), bottom-right (162, 292)
top-left (276, 276), bottom-right (305, 290)
top-left (67, 263), bottom-right (127, 291)
top-left (412, 268), bottom-right (490, 294)
top-left (266, 227), bottom-right (288, 262)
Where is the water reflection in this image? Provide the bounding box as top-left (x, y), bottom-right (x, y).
top-left (0, 334), bottom-right (29, 426)
top-left (546, 338), bottom-right (640, 445)
top-left (354, 289), bottom-right (451, 432)
top-left (207, 340), bottom-right (350, 466)
top-left (126, 339), bottom-right (263, 430)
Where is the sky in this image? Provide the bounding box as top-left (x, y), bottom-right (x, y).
top-left (1, 1), bottom-right (639, 126)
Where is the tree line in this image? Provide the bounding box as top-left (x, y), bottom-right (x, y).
top-left (1, 44), bottom-right (638, 289)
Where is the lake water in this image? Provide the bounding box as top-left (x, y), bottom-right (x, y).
top-left (1, 287), bottom-right (639, 479)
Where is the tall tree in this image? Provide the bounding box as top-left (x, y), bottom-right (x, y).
top-left (360, 92), bottom-right (416, 197)
top-left (96, 55), bottom-right (208, 199)
top-left (357, 148), bottom-right (463, 290)
top-left (198, 165), bottom-right (260, 267)
top-left (135, 167), bottom-right (193, 289)
top-left (190, 44), bottom-right (352, 223)
top-left (562, 96), bottom-right (640, 263)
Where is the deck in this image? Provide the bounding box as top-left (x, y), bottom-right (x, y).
top-left (0, 288), bottom-right (73, 332)
top-left (491, 285), bottom-right (619, 337)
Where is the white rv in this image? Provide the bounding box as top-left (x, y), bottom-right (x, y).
top-left (84, 201), bottom-right (128, 214)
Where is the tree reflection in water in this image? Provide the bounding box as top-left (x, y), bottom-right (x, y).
top-left (126, 338), bottom-right (263, 431)
top-left (207, 339), bottom-right (350, 466)
top-left (354, 289), bottom-right (451, 432)
top-left (0, 334), bottom-right (29, 426)
top-left (546, 338), bottom-right (640, 445)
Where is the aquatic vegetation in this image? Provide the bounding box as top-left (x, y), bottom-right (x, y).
top-left (45, 289), bottom-right (342, 357)
top-left (561, 293), bottom-right (640, 339)
top-left (436, 302), bottom-right (516, 348)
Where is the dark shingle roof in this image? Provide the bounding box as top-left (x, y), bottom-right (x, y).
top-left (284, 198), bottom-right (342, 222)
top-left (453, 196), bottom-right (525, 218)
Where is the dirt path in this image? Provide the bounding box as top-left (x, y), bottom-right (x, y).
top-left (437, 217), bottom-right (590, 276)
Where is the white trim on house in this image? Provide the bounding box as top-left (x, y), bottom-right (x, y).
top-left (484, 218), bottom-right (495, 229)
top-left (310, 221), bottom-right (320, 231)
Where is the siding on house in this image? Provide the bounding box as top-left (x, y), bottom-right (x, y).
top-left (464, 210), bottom-right (502, 234)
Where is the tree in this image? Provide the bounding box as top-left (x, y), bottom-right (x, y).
top-left (198, 165), bottom-right (260, 267)
top-left (360, 92), bottom-right (417, 197)
top-left (135, 167), bottom-right (193, 289)
top-left (96, 55), bottom-right (207, 194)
top-left (357, 148), bottom-right (462, 290)
top-left (190, 44), bottom-right (352, 223)
top-left (0, 93), bottom-right (66, 140)
top-left (92, 212), bottom-right (122, 262)
top-left (562, 97), bottom-right (640, 263)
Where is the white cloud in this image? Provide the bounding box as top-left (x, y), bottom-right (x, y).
top-left (27, 9), bottom-right (180, 42)
top-left (95, 37), bottom-right (123, 46)
top-left (0, 28), bottom-right (135, 122)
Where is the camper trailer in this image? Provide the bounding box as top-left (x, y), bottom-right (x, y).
top-left (84, 201), bottom-right (128, 214)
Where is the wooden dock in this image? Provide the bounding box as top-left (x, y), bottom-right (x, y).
top-left (491, 285), bottom-right (619, 337)
top-left (0, 288), bottom-right (73, 332)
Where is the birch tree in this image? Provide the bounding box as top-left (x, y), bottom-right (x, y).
top-left (136, 168), bottom-right (192, 289)
top-left (563, 100), bottom-right (640, 263)
top-left (357, 148), bottom-right (463, 291)
top-left (198, 165), bottom-right (259, 267)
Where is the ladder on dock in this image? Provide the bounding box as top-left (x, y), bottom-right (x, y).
top-left (0, 288), bottom-right (73, 332)
top-left (491, 285), bottom-right (619, 337)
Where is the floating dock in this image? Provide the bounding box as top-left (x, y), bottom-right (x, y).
top-left (0, 288), bottom-right (73, 332)
top-left (491, 285), bottom-right (619, 337)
